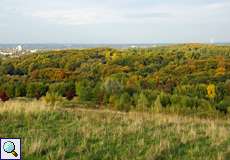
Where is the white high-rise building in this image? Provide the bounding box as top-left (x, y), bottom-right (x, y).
top-left (16, 45), bottom-right (23, 52)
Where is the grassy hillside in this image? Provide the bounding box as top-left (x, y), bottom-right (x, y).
top-left (1, 100), bottom-right (230, 160)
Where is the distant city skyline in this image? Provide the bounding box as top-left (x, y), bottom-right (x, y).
top-left (0, 0), bottom-right (230, 43)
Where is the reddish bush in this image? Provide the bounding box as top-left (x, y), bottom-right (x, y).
top-left (65, 90), bottom-right (75, 100)
top-left (0, 91), bottom-right (10, 102)
top-left (35, 91), bottom-right (42, 100)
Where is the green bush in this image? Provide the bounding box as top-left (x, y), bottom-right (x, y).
top-left (159, 92), bottom-right (171, 107)
top-left (216, 96), bottom-right (230, 113)
top-left (4, 83), bottom-right (15, 98)
top-left (49, 83), bottom-right (65, 96)
top-left (26, 83), bottom-right (48, 98)
top-left (174, 84), bottom-right (207, 99)
top-left (225, 80), bottom-right (230, 96)
top-left (48, 81), bottom-right (75, 97)
top-left (45, 92), bottom-right (62, 106)
top-left (92, 82), bottom-right (103, 103)
top-left (137, 92), bottom-right (149, 110)
top-left (143, 90), bottom-right (160, 105)
top-left (115, 92), bottom-right (132, 112)
top-left (170, 95), bottom-right (182, 106)
top-left (0, 63), bottom-right (15, 75)
top-left (103, 78), bottom-right (123, 95)
top-left (76, 80), bottom-right (94, 102)
top-left (63, 81), bottom-right (76, 100)
top-left (197, 99), bottom-right (212, 111)
top-left (152, 95), bottom-right (163, 112)
top-left (180, 96), bottom-right (198, 108)
top-left (170, 95), bottom-right (199, 108)
top-left (15, 82), bottom-right (26, 97)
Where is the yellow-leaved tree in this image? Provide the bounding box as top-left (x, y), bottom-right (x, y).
top-left (207, 84), bottom-right (216, 100)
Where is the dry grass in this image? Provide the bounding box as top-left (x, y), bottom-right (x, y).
top-left (0, 99), bottom-right (51, 114)
top-left (0, 100), bottom-right (230, 159)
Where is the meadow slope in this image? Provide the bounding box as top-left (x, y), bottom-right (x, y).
top-left (1, 100), bottom-right (230, 160)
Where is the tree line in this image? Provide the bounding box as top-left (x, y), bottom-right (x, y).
top-left (0, 44), bottom-right (230, 113)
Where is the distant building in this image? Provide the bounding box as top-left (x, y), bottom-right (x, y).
top-left (0, 51), bottom-right (13, 55)
top-left (30, 49), bottom-right (37, 53)
top-left (16, 45), bottom-right (23, 52)
top-left (130, 45), bottom-right (137, 48)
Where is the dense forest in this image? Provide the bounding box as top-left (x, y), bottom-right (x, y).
top-left (0, 44), bottom-right (230, 114)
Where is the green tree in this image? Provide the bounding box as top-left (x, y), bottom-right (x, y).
top-left (103, 78), bottom-right (123, 95)
top-left (76, 80), bottom-right (94, 101)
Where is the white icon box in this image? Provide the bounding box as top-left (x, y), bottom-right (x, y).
top-left (0, 138), bottom-right (21, 160)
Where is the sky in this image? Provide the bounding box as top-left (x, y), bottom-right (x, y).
top-left (0, 0), bottom-right (230, 44)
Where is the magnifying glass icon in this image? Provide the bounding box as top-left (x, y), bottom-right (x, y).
top-left (3, 141), bottom-right (18, 157)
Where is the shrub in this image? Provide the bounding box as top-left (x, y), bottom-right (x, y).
top-left (4, 83), bottom-right (15, 98)
top-left (76, 80), bottom-right (94, 101)
top-left (45, 92), bottom-right (62, 107)
top-left (180, 96), bottom-right (198, 108)
top-left (216, 96), bottom-right (230, 114)
top-left (137, 92), bottom-right (149, 110)
top-left (15, 82), bottom-right (26, 97)
top-left (197, 99), bottom-right (212, 111)
top-left (115, 93), bottom-right (132, 112)
top-left (109, 95), bottom-right (119, 107)
top-left (153, 95), bottom-right (162, 112)
top-left (65, 90), bottom-right (75, 100)
top-left (49, 83), bottom-right (65, 96)
top-left (14, 68), bottom-right (27, 75)
top-left (26, 83), bottom-right (48, 98)
top-left (171, 95), bottom-right (199, 109)
top-left (0, 91), bottom-right (9, 102)
top-left (63, 81), bottom-right (76, 100)
top-left (174, 84), bottom-right (207, 99)
top-left (49, 81), bottom-right (76, 98)
top-left (103, 78), bottom-right (123, 95)
top-left (170, 95), bottom-right (182, 107)
top-left (1, 63), bottom-right (15, 75)
top-left (37, 83), bottom-right (48, 99)
top-left (159, 92), bottom-right (171, 107)
top-left (92, 82), bottom-right (104, 103)
top-left (143, 90), bottom-right (160, 105)
top-left (65, 61), bottom-right (81, 71)
top-left (225, 80), bottom-right (230, 96)
top-left (26, 83), bottom-right (36, 98)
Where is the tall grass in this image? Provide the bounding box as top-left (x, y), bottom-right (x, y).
top-left (0, 99), bottom-right (50, 114)
top-left (0, 100), bottom-right (230, 159)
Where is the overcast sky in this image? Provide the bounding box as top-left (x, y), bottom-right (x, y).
top-left (0, 0), bottom-right (230, 43)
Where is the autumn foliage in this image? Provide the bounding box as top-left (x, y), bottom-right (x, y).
top-left (0, 44), bottom-right (230, 113)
